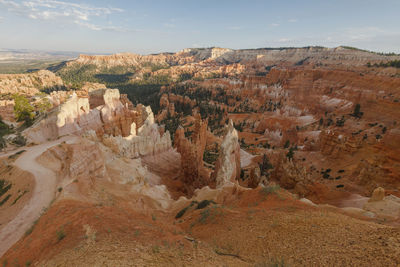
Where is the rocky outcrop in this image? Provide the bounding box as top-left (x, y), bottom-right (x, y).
top-left (319, 130), bottom-right (360, 158)
top-left (37, 137), bottom-right (172, 208)
top-left (352, 159), bottom-right (387, 194)
top-left (71, 52), bottom-right (195, 69)
top-left (0, 70), bottom-right (64, 96)
top-left (0, 99), bottom-right (15, 122)
top-left (363, 191), bottom-right (400, 219)
top-left (39, 139), bottom-right (106, 180)
top-left (272, 154), bottom-right (311, 197)
top-left (174, 114), bottom-right (208, 193)
top-left (101, 114), bottom-right (172, 158)
top-left (247, 166), bottom-right (261, 188)
top-left (185, 46), bottom-right (400, 65)
top-left (211, 120), bottom-right (241, 188)
top-left (23, 87), bottom-right (162, 148)
top-left (369, 187), bottom-right (385, 202)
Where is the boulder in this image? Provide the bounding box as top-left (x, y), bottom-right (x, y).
top-left (369, 187), bottom-right (385, 202)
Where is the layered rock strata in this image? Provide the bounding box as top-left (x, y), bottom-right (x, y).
top-left (24, 87), bottom-right (172, 158)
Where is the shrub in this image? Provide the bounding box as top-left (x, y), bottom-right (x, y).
top-left (286, 147), bottom-right (294, 160)
top-left (0, 116), bottom-right (12, 137)
top-left (152, 245), bottom-right (160, 253)
top-left (352, 103), bottom-right (363, 118)
top-left (13, 94), bottom-right (35, 126)
top-left (0, 194), bottom-right (11, 206)
top-left (12, 133), bottom-right (27, 147)
top-left (196, 200), bottom-right (215, 210)
top-left (260, 185), bottom-right (281, 197)
top-left (178, 72), bottom-right (193, 82)
top-left (56, 228), bottom-right (66, 241)
top-left (0, 136), bottom-right (6, 150)
top-left (260, 154), bottom-right (274, 176)
top-left (199, 208), bottom-right (211, 223)
top-left (0, 180), bottom-right (12, 198)
top-left (175, 201), bottom-right (198, 219)
top-left (283, 140), bottom-right (290, 148)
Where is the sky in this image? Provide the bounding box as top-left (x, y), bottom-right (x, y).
top-left (0, 0), bottom-right (399, 54)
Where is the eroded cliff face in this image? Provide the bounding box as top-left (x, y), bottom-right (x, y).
top-left (0, 70), bottom-right (65, 122)
top-left (211, 120), bottom-right (241, 188)
top-left (75, 46), bottom-right (400, 67)
top-left (37, 137), bottom-right (172, 209)
top-left (24, 87), bottom-right (171, 158)
top-left (319, 130), bottom-right (361, 158)
top-left (174, 114), bottom-right (209, 194)
top-left (0, 70), bottom-right (64, 96)
top-left (101, 117), bottom-right (172, 159)
top-left (272, 154), bottom-right (312, 197)
top-left (65, 46), bottom-right (400, 84)
top-left (0, 100), bottom-right (15, 122)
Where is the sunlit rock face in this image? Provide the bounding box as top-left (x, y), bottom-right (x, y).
top-left (0, 70), bottom-right (64, 96)
top-left (211, 120), bottom-right (241, 188)
top-left (23, 87), bottom-right (169, 152)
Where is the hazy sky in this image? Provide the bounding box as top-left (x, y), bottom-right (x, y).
top-left (0, 0), bottom-right (399, 54)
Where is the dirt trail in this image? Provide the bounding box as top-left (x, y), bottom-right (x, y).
top-left (0, 136), bottom-right (76, 257)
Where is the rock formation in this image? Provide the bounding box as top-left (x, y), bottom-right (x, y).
top-left (211, 120), bottom-right (241, 188)
top-left (24, 87), bottom-right (171, 159)
top-left (0, 70), bottom-right (64, 96)
top-left (369, 187), bottom-right (385, 202)
top-left (247, 166), bottom-right (261, 188)
top-left (174, 114), bottom-right (208, 193)
top-left (363, 192), bottom-right (400, 219)
top-left (319, 130), bottom-right (360, 158)
top-left (101, 122), bottom-right (172, 158)
top-left (272, 154), bottom-right (311, 197)
top-left (39, 138), bottom-right (106, 180)
top-left (0, 99), bottom-right (15, 122)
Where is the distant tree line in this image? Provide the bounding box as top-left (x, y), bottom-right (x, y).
top-left (367, 60), bottom-right (400, 68)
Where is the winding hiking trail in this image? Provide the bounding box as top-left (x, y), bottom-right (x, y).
top-left (0, 136), bottom-right (76, 257)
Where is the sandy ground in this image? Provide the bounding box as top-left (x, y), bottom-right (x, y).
top-left (3, 189), bottom-right (400, 266)
top-left (0, 136), bottom-right (76, 257)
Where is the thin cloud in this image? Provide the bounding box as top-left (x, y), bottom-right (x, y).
top-left (227, 26), bottom-right (244, 30)
top-left (163, 23), bottom-right (175, 28)
top-left (270, 23), bottom-right (280, 27)
top-left (277, 38), bottom-right (292, 42)
top-left (0, 0), bottom-right (125, 31)
top-left (288, 19), bottom-right (297, 23)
